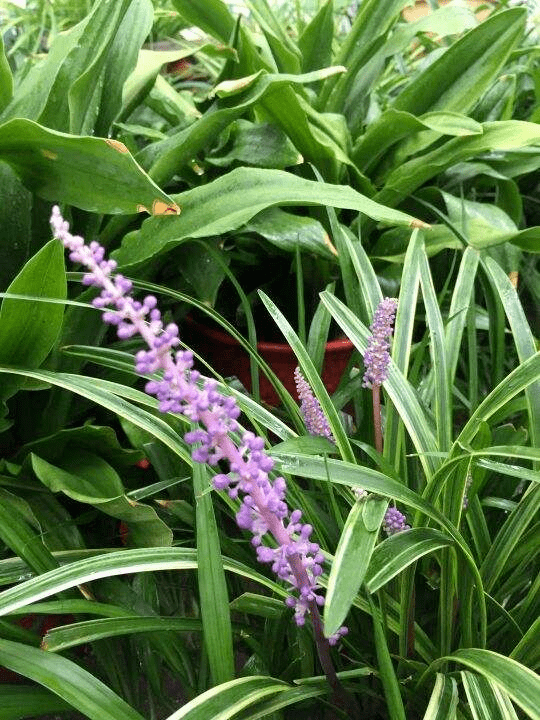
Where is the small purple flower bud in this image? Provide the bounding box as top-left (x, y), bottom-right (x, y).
top-left (382, 506), bottom-right (410, 536)
top-left (294, 368), bottom-right (334, 442)
top-left (363, 298), bottom-right (398, 388)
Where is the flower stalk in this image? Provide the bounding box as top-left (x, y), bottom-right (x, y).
top-left (50, 206), bottom-right (357, 715)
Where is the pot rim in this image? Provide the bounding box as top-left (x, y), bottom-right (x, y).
top-left (184, 314), bottom-right (353, 352)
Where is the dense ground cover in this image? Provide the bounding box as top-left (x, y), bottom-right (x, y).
top-left (0, 1), bottom-right (538, 718)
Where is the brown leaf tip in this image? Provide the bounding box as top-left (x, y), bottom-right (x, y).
top-left (410, 219), bottom-right (431, 229)
top-left (152, 199), bottom-right (180, 215)
top-left (105, 139), bottom-right (129, 153)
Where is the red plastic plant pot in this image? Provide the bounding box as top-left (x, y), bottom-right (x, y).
top-left (184, 316), bottom-right (353, 406)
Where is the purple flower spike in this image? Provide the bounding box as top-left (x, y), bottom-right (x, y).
top-left (294, 368), bottom-right (334, 442)
top-left (382, 506), bottom-right (410, 536)
top-left (51, 206), bottom-right (336, 633)
top-left (363, 298), bottom-right (398, 388)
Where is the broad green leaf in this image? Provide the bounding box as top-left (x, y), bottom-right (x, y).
top-left (41, 0), bottom-right (134, 134)
top-left (387, 4), bottom-right (478, 57)
top-left (120, 48), bottom-right (205, 122)
top-left (0, 119), bottom-right (179, 215)
top-left (0, 9), bottom-right (90, 122)
top-left (320, 0), bottom-right (411, 111)
top-left (245, 0), bottom-right (302, 73)
top-left (0, 639), bottom-right (145, 720)
top-left (171, 0), bottom-right (271, 76)
top-left (0, 489), bottom-right (58, 576)
top-left (298, 0), bottom-right (334, 73)
top-left (365, 528), bottom-right (453, 593)
top-left (430, 650), bottom-right (540, 720)
top-left (172, 0), bottom-right (236, 44)
top-left (0, 685), bottom-right (70, 720)
top-left (93, 0), bottom-right (154, 136)
top-left (324, 497), bottom-right (387, 636)
top-left (207, 119), bottom-right (301, 169)
top-left (461, 671), bottom-right (520, 720)
top-left (0, 240), bottom-right (65, 401)
top-left (422, 673), bottom-right (458, 720)
top-left (393, 9), bottom-right (526, 117)
top-left (138, 68), bottom-right (344, 185)
top-left (0, 165), bottom-right (33, 293)
top-left (20, 424), bottom-right (141, 468)
top-left (163, 676), bottom-right (290, 720)
top-left (354, 109), bottom-right (483, 173)
top-left (192, 462), bottom-right (234, 685)
top-left (375, 121), bottom-right (540, 209)
top-left (114, 167), bottom-right (425, 269)
top-left (244, 207), bottom-right (334, 258)
top-left (0, 35), bottom-right (13, 113)
top-left (31, 453), bottom-right (173, 548)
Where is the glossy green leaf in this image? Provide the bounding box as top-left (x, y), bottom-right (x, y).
top-left (324, 497), bottom-right (387, 636)
top-left (365, 528), bottom-right (453, 594)
top-left (375, 121), bottom-right (540, 210)
top-left (0, 119), bottom-right (179, 215)
top-left (171, 0), bottom-right (271, 76)
top-left (41, 0), bottom-right (133, 134)
top-left (93, 0), bottom-right (154, 136)
top-left (0, 639), bottom-right (145, 720)
top-left (321, 0), bottom-right (411, 112)
top-left (31, 452), bottom-right (172, 548)
top-left (120, 47), bottom-right (205, 122)
top-left (207, 120), bottom-right (301, 169)
top-left (298, 0), bottom-right (334, 73)
top-left (114, 167), bottom-right (424, 269)
top-left (393, 9), bottom-right (526, 117)
top-left (0, 489), bottom-right (58, 576)
top-left (0, 240), bottom-right (65, 401)
top-left (422, 674), bottom-right (458, 720)
top-left (354, 109), bottom-right (483, 173)
top-left (244, 207), bottom-right (334, 258)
